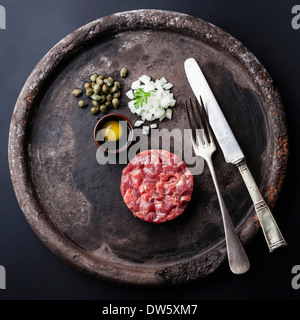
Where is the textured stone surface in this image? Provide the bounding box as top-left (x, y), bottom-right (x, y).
top-left (8, 10), bottom-right (288, 285)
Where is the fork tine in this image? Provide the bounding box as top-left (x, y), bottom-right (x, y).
top-left (185, 97), bottom-right (214, 148)
top-left (185, 99), bottom-right (197, 149)
top-left (194, 97), bottom-right (208, 144)
top-left (188, 98), bottom-right (198, 131)
top-left (193, 98), bottom-right (207, 146)
top-left (189, 98), bottom-right (204, 146)
top-left (198, 96), bottom-right (214, 145)
top-left (185, 99), bottom-right (192, 129)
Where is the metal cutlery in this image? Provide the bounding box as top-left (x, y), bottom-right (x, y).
top-left (184, 57), bottom-right (286, 252)
top-left (185, 97), bottom-right (250, 274)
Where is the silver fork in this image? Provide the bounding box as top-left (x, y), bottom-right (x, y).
top-left (185, 96), bottom-right (250, 274)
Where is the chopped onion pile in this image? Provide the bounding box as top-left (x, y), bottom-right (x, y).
top-left (126, 75), bottom-right (176, 122)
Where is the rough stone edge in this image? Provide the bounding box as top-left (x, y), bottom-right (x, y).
top-left (8, 9), bottom-right (288, 286)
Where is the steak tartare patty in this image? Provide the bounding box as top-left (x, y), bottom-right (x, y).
top-left (120, 150), bottom-right (194, 223)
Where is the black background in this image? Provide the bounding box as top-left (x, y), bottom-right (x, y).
top-left (0, 0), bottom-right (300, 300)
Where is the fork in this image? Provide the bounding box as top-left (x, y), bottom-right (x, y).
top-left (185, 96), bottom-right (250, 274)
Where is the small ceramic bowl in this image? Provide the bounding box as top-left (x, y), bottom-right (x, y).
top-left (93, 113), bottom-right (134, 153)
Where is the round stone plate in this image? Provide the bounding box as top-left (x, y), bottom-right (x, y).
top-left (8, 10), bottom-right (288, 285)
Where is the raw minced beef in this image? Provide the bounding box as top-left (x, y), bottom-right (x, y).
top-left (120, 150), bottom-right (194, 223)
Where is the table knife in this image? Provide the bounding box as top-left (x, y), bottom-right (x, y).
top-left (184, 57), bottom-right (286, 252)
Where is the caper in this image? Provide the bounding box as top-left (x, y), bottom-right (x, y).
top-left (100, 104), bottom-right (108, 114)
top-left (72, 89), bottom-right (82, 97)
top-left (92, 100), bottom-right (100, 107)
top-left (114, 81), bottom-right (121, 89)
top-left (77, 72), bottom-right (123, 115)
top-left (106, 93), bottom-right (112, 101)
top-left (112, 98), bottom-right (120, 108)
top-left (104, 79), bottom-right (113, 87)
top-left (91, 94), bottom-right (101, 101)
top-left (84, 82), bottom-right (91, 90)
top-left (102, 84), bottom-right (109, 93)
top-left (110, 85), bottom-right (118, 94)
top-left (93, 84), bottom-right (101, 94)
top-left (113, 91), bottom-right (121, 98)
top-left (105, 101), bottom-right (112, 108)
top-left (91, 106), bottom-right (100, 115)
top-left (90, 74), bottom-right (98, 82)
top-left (78, 100), bottom-right (88, 107)
top-left (86, 88), bottom-right (94, 96)
top-left (120, 67), bottom-right (128, 78)
top-left (96, 77), bottom-right (104, 85)
top-left (107, 76), bottom-right (114, 83)
top-left (99, 95), bottom-right (106, 103)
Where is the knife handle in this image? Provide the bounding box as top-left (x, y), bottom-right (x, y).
top-left (237, 162), bottom-right (287, 252)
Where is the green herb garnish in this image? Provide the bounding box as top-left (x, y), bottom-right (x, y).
top-left (133, 88), bottom-right (155, 108)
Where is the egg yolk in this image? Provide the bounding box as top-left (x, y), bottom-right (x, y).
top-left (102, 120), bottom-right (123, 142)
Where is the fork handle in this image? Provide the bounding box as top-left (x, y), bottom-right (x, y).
top-left (207, 160), bottom-right (250, 274)
top-left (237, 162), bottom-right (287, 252)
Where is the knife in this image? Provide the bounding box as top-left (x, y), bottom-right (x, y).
top-left (184, 57), bottom-right (286, 252)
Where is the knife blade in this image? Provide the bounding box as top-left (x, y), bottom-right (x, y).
top-left (184, 58), bottom-right (244, 165)
top-left (184, 57), bottom-right (286, 252)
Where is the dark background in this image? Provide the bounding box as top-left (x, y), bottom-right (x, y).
top-left (0, 0), bottom-right (300, 300)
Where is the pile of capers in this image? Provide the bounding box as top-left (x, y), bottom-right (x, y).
top-left (72, 71), bottom-right (126, 115)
